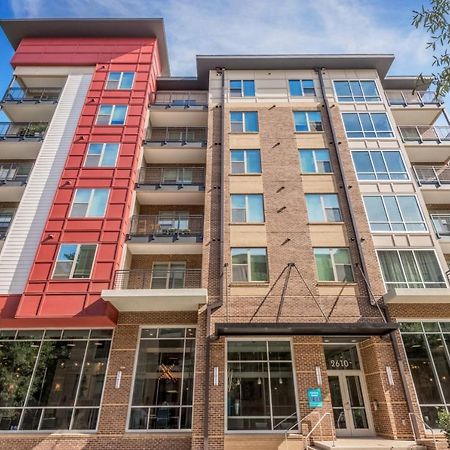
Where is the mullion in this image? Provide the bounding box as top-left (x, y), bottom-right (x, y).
top-left (423, 330), bottom-right (447, 407)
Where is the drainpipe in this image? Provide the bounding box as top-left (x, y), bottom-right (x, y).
top-left (203, 66), bottom-right (226, 450)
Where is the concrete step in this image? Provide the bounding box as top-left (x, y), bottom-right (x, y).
top-left (313, 439), bottom-right (426, 450)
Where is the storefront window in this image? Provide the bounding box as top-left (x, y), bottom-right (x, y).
top-left (129, 327), bottom-right (196, 431)
top-left (0, 329), bottom-right (112, 431)
top-left (400, 322), bottom-right (450, 428)
top-left (227, 340), bottom-right (297, 431)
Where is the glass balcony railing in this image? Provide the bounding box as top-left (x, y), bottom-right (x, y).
top-left (152, 91), bottom-right (208, 107)
top-left (413, 165), bottom-right (450, 185)
top-left (386, 90), bottom-right (442, 106)
top-left (138, 167), bottom-right (205, 186)
top-left (129, 214), bottom-right (204, 237)
top-left (431, 214), bottom-right (450, 237)
top-left (145, 127), bottom-right (207, 144)
top-left (0, 122), bottom-right (48, 140)
top-left (1, 86), bottom-right (62, 103)
top-left (399, 126), bottom-right (450, 143)
top-left (0, 213), bottom-right (14, 240)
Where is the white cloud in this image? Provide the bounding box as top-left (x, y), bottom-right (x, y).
top-left (8, 0), bottom-right (434, 76)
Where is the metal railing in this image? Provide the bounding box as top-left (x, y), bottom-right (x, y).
top-left (431, 214), bottom-right (450, 237)
top-left (413, 165), bottom-right (450, 185)
top-left (145, 127), bottom-right (207, 144)
top-left (129, 214), bottom-right (204, 236)
top-left (399, 125), bottom-right (450, 143)
top-left (2, 86), bottom-right (62, 103)
top-left (0, 214), bottom-right (14, 240)
top-left (138, 167), bottom-right (205, 186)
top-left (303, 412), bottom-right (335, 449)
top-left (153, 91), bottom-right (208, 107)
top-left (113, 268), bottom-right (202, 290)
top-left (386, 90), bottom-right (442, 106)
top-left (408, 412), bottom-right (437, 447)
top-left (0, 122), bottom-right (48, 140)
top-left (0, 162), bottom-right (33, 183)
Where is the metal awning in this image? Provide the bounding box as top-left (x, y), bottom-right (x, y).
top-left (215, 322), bottom-right (398, 337)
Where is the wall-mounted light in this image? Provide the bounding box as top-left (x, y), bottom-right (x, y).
top-left (315, 366), bottom-right (322, 386)
top-left (213, 367), bottom-right (219, 386)
top-left (386, 366), bottom-right (394, 386)
top-left (115, 370), bottom-right (122, 389)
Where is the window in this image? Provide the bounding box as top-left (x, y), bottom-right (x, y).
top-left (231, 194), bottom-right (264, 223)
top-left (231, 248), bottom-right (268, 282)
top-left (230, 149), bottom-right (261, 174)
top-left (305, 194), bottom-right (342, 222)
top-left (351, 150), bottom-right (408, 181)
top-left (333, 80), bottom-right (380, 102)
top-left (230, 80), bottom-right (255, 97)
top-left (106, 72), bottom-right (135, 90)
top-left (95, 105), bottom-right (127, 125)
top-left (230, 112), bottom-right (259, 132)
top-left (378, 250), bottom-right (446, 289)
top-left (299, 149), bottom-right (332, 173)
top-left (129, 327), bottom-right (196, 431)
top-left (0, 328), bottom-right (112, 431)
top-left (363, 195), bottom-right (426, 232)
top-left (342, 112), bottom-right (393, 138)
top-left (70, 189), bottom-right (109, 218)
top-left (314, 248), bottom-right (354, 282)
top-left (400, 321), bottom-right (450, 428)
top-left (53, 244), bottom-right (97, 279)
top-left (227, 340), bottom-right (297, 431)
top-left (293, 111), bottom-right (323, 132)
top-left (84, 143), bottom-right (119, 167)
top-left (289, 79), bottom-right (315, 96)
top-left (151, 262), bottom-right (186, 289)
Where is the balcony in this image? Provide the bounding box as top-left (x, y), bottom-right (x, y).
top-left (431, 214), bottom-right (450, 252)
top-left (0, 122), bottom-right (48, 159)
top-left (1, 84), bottom-right (62, 122)
top-left (0, 162), bottom-right (33, 201)
top-left (149, 91), bottom-right (208, 127)
top-left (144, 127), bottom-right (207, 164)
top-left (101, 268), bottom-right (207, 312)
top-left (385, 90), bottom-right (443, 125)
top-left (136, 167), bottom-right (205, 205)
top-left (384, 287), bottom-right (450, 304)
top-left (0, 212), bottom-right (14, 253)
top-left (413, 165), bottom-right (450, 204)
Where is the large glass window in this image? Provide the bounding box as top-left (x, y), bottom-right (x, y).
top-left (231, 248), bottom-right (268, 282)
top-left (0, 329), bottom-right (112, 431)
top-left (299, 149), bottom-right (332, 174)
top-left (351, 150), bottom-right (408, 181)
top-left (378, 250), bottom-right (446, 289)
top-left (231, 194), bottom-right (264, 223)
top-left (342, 112), bottom-right (394, 138)
top-left (230, 112), bottom-right (259, 132)
top-left (230, 150), bottom-right (261, 174)
top-left (106, 72), bottom-right (135, 90)
top-left (227, 340), bottom-right (297, 431)
top-left (314, 248), bottom-right (354, 282)
top-left (306, 194), bottom-right (342, 222)
top-left (129, 327), bottom-right (196, 431)
top-left (289, 80), bottom-right (315, 96)
top-left (96, 105), bottom-right (127, 126)
top-left (230, 80), bottom-right (255, 97)
top-left (400, 322), bottom-right (450, 428)
top-left (53, 244), bottom-right (97, 279)
top-left (293, 111), bottom-right (323, 132)
top-left (333, 80), bottom-right (380, 102)
top-left (84, 143), bottom-right (119, 167)
top-left (70, 188), bottom-right (109, 218)
top-left (363, 195), bottom-right (426, 232)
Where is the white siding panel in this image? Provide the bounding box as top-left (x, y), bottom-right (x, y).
top-left (0, 73), bottom-right (92, 294)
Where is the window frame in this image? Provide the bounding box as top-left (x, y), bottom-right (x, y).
top-left (95, 104), bottom-right (128, 126)
top-left (230, 194), bottom-right (265, 223)
top-left (362, 194), bottom-right (427, 233)
top-left (350, 150), bottom-right (409, 182)
top-left (230, 111), bottom-right (259, 133)
top-left (231, 247), bottom-right (269, 283)
top-left (293, 111), bottom-right (323, 132)
top-left (150, 262), bottom-right (187, 289)
top-left (69, 188), bottom-right (110, 218)
top-left (341, 112), bottom-right (394, 139)
top-left (288, 79), bottom-right (316, 97)
top-left (313, 247), bottom-right (354, 283)
top-left (332, 79), bottom-right (381, 103)
top-left (305, 193), bottom-right (342, 223)
top-left (299, 149), bottom-right (332, 174)
top-left (229, 80), bottom-right (256, 97)
top-left (105, 72), bottom-right (135, 90)
top-left (52, 243), bottom-right (98, 280)
top-left (230, 149), bottom-right (262, 175)
top-left (84, 143), bottom-right (120, 168)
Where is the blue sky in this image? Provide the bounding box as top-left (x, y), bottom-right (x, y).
top-left (0, 0), bottom-right (444, 100)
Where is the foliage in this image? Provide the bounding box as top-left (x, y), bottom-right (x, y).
top-left (437, 409), bottom-right (450, 445)
top-left (412, 0), bottom-right (450, 98)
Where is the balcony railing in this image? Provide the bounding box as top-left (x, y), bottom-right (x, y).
top-left (0, 162), bottom-right (33, 183)
top-left (0, 122), bottom-right (48, 140)
top-left (413, 165), bottom-right (450, 185)
top-left (399, 126), bottom-right (450, 143)
top-left (138, 167), bottom-right (205, 186)
top-left (113, 268), bottom-right (202, 290)
top-left (431, 214), bottom-right (450, 238)
top-left (145, 127), bottom-right (207, 144)
top-left (1, 86), bottom-right (62, 103)
top-left (386, 90), bottom-right (442, 106)
top-left (0, 213), bottom-right (14, 240)
top-left (130, 214), bottom-right (204, 236)
top-left (152, 91), bottom-right (208, 107)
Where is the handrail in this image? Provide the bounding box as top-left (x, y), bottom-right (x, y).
top-left (304, 412), bottom-right (335, 449)
top-left (408, 412), bottom-right (437, 446)
top-left (273, 411), bottom-right (297, 430)
top-left (2, 86), bottom-right (62, 103)
top-left (399, 125), bottom-right (450, 143)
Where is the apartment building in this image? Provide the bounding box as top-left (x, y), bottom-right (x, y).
top-left (0, 18), bottom-right (448, 450)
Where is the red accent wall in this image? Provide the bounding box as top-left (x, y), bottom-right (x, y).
top-left (0, 37), bottom-right (161, 327)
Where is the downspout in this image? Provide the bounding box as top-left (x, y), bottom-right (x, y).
top-left (317, 68), bottom-right (419, 439)
top-left (203, 66), bottom-right (226, 450)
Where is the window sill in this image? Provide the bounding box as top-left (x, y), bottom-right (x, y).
top-left (294, 131), bottom-right (324, 134)
top-left (229, 222), bottom-right (266, 226)
top-left (300, 172), bottom-right (334, 176)
top-left (125, 430), bottom-right (192, 435)
top-left (308, 221), bottom-right (345, 225)
top-left (230, 282), bottom-right (270, 287)
top-left (229, 132), bottom-right (260, 135)
top-left (228, 173), bottom-right (262, 177)
top-left (316, 281), bottom-right (357, 286)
